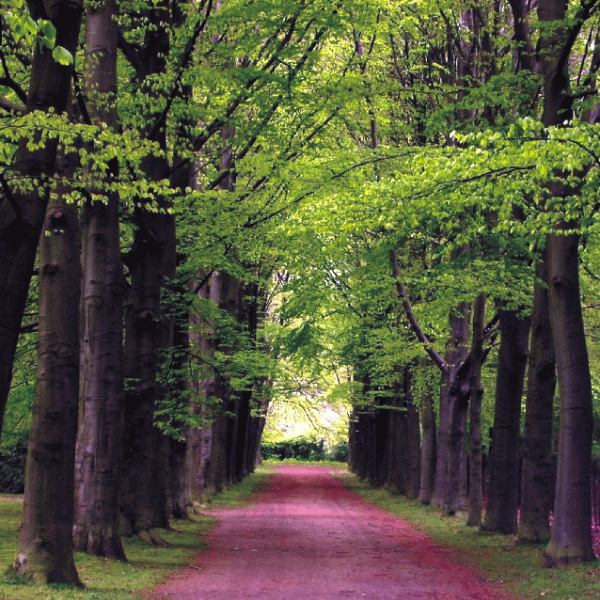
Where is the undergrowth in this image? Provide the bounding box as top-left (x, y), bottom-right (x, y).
top-left (0, 466), bottom-right (270, 600)
top-left (340, 472), bottom-right (600, 600)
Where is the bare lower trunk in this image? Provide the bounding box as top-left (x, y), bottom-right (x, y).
top-left (14, 182), bottom-right (81, 585)
top-left (74, 191), bottom-right (126, 559)
top-left (167, 431), bottom-right (194, 519)
top-left (419, 383), bottom-right (436, 505)
top-left (432, 303), bottom-right (470, 515)
top-left (481, 309), bottom-right (530, 534)
top-left (406, 400), bottom-right (421, 499)
top-left (120, 208), bottom-right (169, 538)
top-left (518, 258), bottom-right (555, 544)
top-left (545, 231), bottom-right (594, 564)
top-left (467, 294), bottom-right (485, 527)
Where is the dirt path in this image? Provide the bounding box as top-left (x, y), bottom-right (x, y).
top-left (148, 465), bottom-right (516, 600)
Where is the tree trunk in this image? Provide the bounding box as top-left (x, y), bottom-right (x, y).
top-left (419, 382), bottom-right (436, 505)
top-left (73, 0), bottom-right (127, 560)
top-left (481, 309), bottom-right (530, 534)
top-left (120, 209), bottom-right (169, 538)
top-left (167, 432), bottom-right (194, 519)
top-left (406, 400), bottom-right (421, 499)
top-left (0, 0), bottom-right (83, 443)
top-left (14, 170), bottom-right (82, 585)
top-left (432, 302), bottom-right (471, 515)
top-left (545, 231), bottom-right (594, 564)
top-left (537, 0), bottom-right (595, 564)
top-left (518, 258), bottom-right (555, 544)
top-left (467, 294), bottom-right (485, 527)
top-left (119, 0), bottom-right (172, 537)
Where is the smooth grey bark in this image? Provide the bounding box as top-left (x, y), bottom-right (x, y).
top-left (73, 0), bottom-right (127, 560)
top-left (14, 168), bottom-right (82, 585)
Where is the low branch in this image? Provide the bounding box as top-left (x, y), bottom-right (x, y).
top-left (390, 249), bottom-right (448, 374)
top-left (0, 97), bottom-right (26, 113)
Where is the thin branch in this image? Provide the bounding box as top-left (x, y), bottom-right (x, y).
top-left (0, 97), bottom-right (26, 113)
top-left (147, 0), bottom-right (214, 142)
top-left (390, 249), bottom-right (448, 374)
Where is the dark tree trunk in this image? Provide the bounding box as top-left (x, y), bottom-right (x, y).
top-left (120, 208), bottom-right (169, 538)
top-left (387, 403), bottom-right (406, 494)
top-left (518, 258), bottom-right (556, 544)
top-left (481, 309), bottom-right (530, 534)
top-left (14, 172), bottom-right (82, 585)
top-left (0, 0), bottom-right (83, 443)
top-left (167, 432), bottom-right (193, 519)
top-left (119, 0), bottom-right (172, 538)
top-left (432, 303), bottom-right (471, 515)
top-left (73, 0), bottom-right (127, 560)
top-left (537, 0), bottom-right (595, 564)
top-left (406, 400), bottom-right (421, 499)
top-left (419, 382), bottom-right (436, 505)
top-left (545, 231), bottom-right (594, 563)
top-left (467, 294), bottom-right (485, 527)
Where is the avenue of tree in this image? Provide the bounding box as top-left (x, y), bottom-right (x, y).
top-left (3, 0), bottom-right (600, 586)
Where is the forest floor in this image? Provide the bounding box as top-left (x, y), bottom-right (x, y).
top-left (145, 465), bottom-right (519, 600)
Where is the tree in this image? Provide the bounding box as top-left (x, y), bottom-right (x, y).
top-left (481, 309), bottom-right (530, 534)
top-left (537, 0), bottom-right (595, 564)
top-left (73, 0), bottom-right (127, 559)
top-left (13, 153), bottom-right (82, 585)
top-left (518, 257), bottom-right (556, 544)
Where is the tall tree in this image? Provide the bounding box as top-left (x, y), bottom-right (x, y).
top-left (538, 0), bottom-right (595, 564)
top-left (73, 0), bottom-right (127, 559)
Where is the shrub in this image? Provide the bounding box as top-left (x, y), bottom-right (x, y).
top-left (0, 439), bottom-right (27, 493)
top-left (329, 441), bottom-right (349, 462)
top-left (260, 436), bottom-right (348, 462)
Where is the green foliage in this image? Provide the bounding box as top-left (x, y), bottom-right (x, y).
top-left (1, 385), bottom-right (34, 452)
top-left (260, 435), bottom-right (348, 462)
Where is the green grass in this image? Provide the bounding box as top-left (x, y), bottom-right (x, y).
top-left (339, 472), bottom-right (600, 600)
top-left (0, 467), bottom-right (271, 600)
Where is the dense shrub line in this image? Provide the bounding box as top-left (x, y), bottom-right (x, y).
top-left (260, 436), bottom-right (348, 462)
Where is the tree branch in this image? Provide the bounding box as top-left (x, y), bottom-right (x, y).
top-left (0, 97), bottom-right (26, 113)
top-left (390, 249), bottom-right (448, 374)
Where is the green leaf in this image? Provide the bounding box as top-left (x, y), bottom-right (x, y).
top-left (52, 46), bottom-right (73, 66)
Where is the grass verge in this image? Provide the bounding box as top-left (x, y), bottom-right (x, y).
top-left (340, 472), bottom-right (600, 600)
top-left (0, 466), bottom-right (271, 600)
